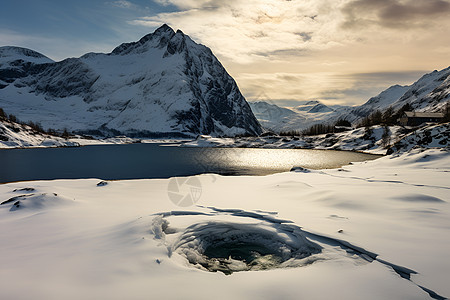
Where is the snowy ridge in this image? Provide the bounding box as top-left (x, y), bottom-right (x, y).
top-left (0, 46), bottom-right (54, 89)
top-left (344, 85), bottom-right (410, 120)
top-left (0, 25), bottom-right (261, 137)
top-left (0, 46), bottom-right (53, 65)
top-left (342, 67), bottom-right (450, 122)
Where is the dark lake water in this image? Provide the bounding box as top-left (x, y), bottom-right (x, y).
top-left (0, 143), bottom-right (381, 183)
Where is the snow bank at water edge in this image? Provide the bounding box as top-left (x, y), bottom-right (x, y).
top-left (181, 123), bottom-right (449, 155)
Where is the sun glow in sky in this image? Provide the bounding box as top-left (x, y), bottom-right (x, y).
top-left (1, 0), bottom-right (449, 106)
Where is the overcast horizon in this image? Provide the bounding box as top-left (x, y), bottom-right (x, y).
top-left (1, 0), bottom-right (449, 107)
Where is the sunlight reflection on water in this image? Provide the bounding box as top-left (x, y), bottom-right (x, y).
top-left (0, 144), bottom-right (381, 182)
top-left (194, 148), bottom-right (381, 176)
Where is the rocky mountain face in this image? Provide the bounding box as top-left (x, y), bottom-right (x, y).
top-left (0, 24), bottom-right (262, 137)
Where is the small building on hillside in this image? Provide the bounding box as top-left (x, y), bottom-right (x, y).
top-left (399, 111), bottom-right (444, 126)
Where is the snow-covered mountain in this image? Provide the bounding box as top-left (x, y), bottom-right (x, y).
top-left (249, 100), bottom-right (349, 132)
top-left (341, 67), bottom-right (450, 122)
top-left (0, 25), bottom-right (262, 137)
top-left (250, 67), bottom-right (450, 132)
top-left (293, 101), bottom-right (334, 113)
top-left (248, 101), bottom-right (302, 132)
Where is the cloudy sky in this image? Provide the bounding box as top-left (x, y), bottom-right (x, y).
top-left (1, 0), bottom-right (449, 106)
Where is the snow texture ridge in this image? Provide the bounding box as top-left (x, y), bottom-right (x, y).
top-left (150, 206), bottom-right (447, 299)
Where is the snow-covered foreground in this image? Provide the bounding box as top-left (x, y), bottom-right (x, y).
top-left (0, 148), bottom-right (449, 299)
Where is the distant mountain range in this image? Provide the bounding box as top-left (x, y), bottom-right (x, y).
top-left (0, 24), bottom-right (262, 137)
top-left (249, 100), bottom-right (350, 132)
top-left (250, 66), bottom-right (450, 132)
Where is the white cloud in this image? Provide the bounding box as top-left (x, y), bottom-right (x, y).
top-left (341, 0), bottom-right (450, 29)
top-left (3, 0), bottom-right (448, 106)
top-left (110, 0), bottom-right (136, 9)
top-left (126, 0), bottom-right (450, 104)
top-left (133, 0), bottom-right (349, 63)
top-left (133, 0), bottom-right (450, 66)
top-left (236, 70), bottom-right (429, 106)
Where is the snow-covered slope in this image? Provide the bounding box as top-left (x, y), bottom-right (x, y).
top-left (0, 118), bottom-right (78, 148)
top-left (341, 67), bottom-right (450, 122)
top-left (0, 25), bottom-right (262, 137)
top-left (0, 46), bottom-right (53, 66)
top-left (248, 101), bottom-right (302, 132)
top-left (346, 85), bottom-right (410, 120)
top-left (335, 67), bottom-right (450, 123)
top-left (387, 122), bottom-right (450, 154)
top-left (392, 67), bottom-right (450, 112)
top-left (0, 47), bottom-right (54, 89)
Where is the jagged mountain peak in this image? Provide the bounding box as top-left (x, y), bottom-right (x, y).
top-left (111, 24), bottom-right (182, 56)
top-left (0, 25), bottom-right (262, 137)
top-left (157, 23), bottom-right (175, 33)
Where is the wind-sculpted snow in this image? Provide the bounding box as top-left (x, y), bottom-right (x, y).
top-left (171, 221), bottom-right (322, 274)
top-left (151, 208), bottom-right (352, 275)
top-left (150, 207), bottom-right (446, 299)
top-left (0, 25), bottom-right (261, 137)
top-left (0, 190), bottom-right (74, 211)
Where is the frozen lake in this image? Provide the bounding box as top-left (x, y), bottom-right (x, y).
top-left (0, 143), bottom-right (381, 183)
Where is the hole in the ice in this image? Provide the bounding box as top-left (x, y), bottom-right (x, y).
top-left (204, 242), bottom-right (277, 263)
top-left (172, 222), bottom-right (322, 275)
